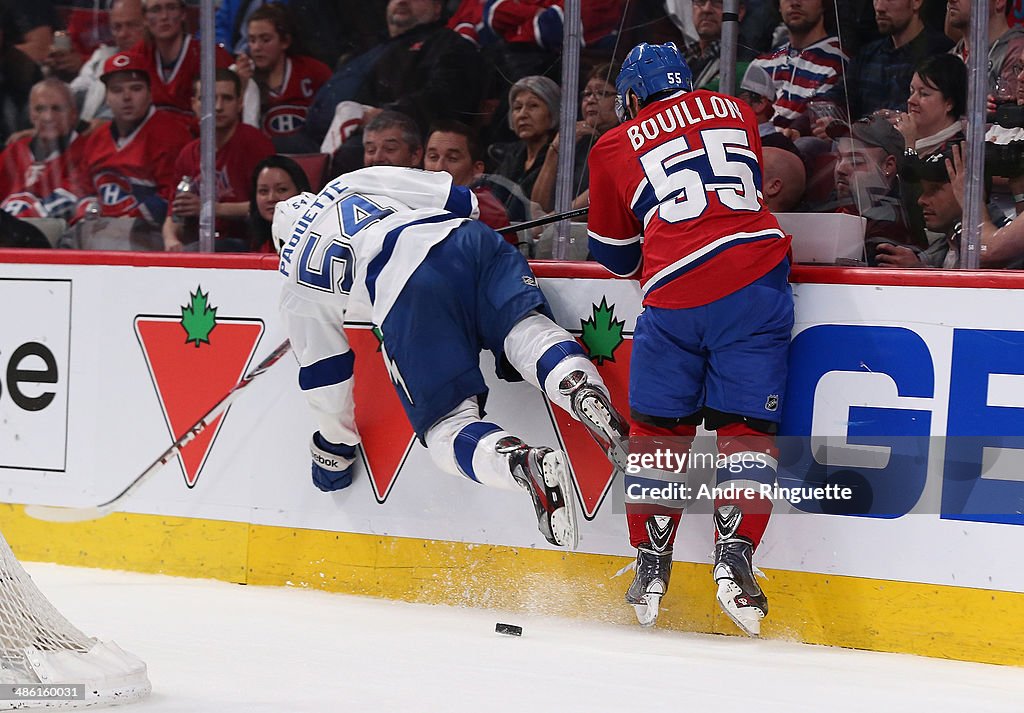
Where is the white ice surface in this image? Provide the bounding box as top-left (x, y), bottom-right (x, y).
top-left (24, 562), bottom-right (1024, 712)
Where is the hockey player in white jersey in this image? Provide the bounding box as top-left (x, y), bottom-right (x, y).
top-left (274, 165), bottom-right (628, 549)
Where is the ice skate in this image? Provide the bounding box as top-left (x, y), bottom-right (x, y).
top-left (559, 370), bottom-right (630, 471)
top-left (713, 506), bottom-right (768, 637)
top-left (624, 515), bottom-right (675, 626)
top-left (499, 437), bottom-right (579, 550)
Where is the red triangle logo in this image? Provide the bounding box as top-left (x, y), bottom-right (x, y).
top-left (346, 325), bottom-right (416, 502)
top-left (547, 338), bottom-right (632, 519)
top-left (135, 314), bottom-right (263, 487)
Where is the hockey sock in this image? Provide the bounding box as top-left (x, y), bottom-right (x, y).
top-left (625, 420), bottom-right (695, 549)
top-left (714, 422), bottom-right (778, 549)
top-left (424, 398), bottom-right (520, 490)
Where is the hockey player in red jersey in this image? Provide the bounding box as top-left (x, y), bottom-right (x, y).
top-left (587, 42), bottom-right (794, 636)
top-left (76, 52), bottom-right (192, 230)
top-left (0, 79), bottom-right (89, 221)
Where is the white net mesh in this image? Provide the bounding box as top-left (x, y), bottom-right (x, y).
top-left (0, 533), bottom-right (150, 709)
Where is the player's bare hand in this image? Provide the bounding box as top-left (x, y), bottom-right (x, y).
top-left (172, 191), bottom-right (200, 217)
top-left (874, 242), bottom-right (924, 267)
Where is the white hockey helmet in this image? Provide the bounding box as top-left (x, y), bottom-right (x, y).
top-left (271, 192), bottom-right (316, 254)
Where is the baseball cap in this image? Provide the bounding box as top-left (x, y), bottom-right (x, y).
top-left (740, 64), bottom-right (775, 101)
top-left (849, 115), bottom-right (904, 159)
top-left (100, 52), bottom-right (150, 84)
top-left (902, 143), bottom-right (960, 184)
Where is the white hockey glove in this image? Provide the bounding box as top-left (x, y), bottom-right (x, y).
top-left (310, 431), bottom-right (357, 492)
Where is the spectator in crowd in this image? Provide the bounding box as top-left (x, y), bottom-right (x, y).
top-left (362, 110), bottom-right (423, 168)
top-left (356, 0), bottom-right (484, 134)
top-left (832, 115), bottom-right (929, 265)
top-left (162, 68), bottom-right (275, 251)
top-left (737, 63), bottom-right (780, 136)
top-left (945, 143), bottom-right (1024, 267)
top-left (233, 3), bottom-right (331, 147)
top-left (73, 51), bottom-right (192, 246)
top-left (247, 153), bottom-right (310, 252)
top-left (493, 75), bottom-right (559, 205)
top-left (218, 0), bottom-right (385, 66)
top-left (127, 0), bottom-right (233, 124)
top-left (0, 78), bottom-right (89, 222)
top-left (761, 145), bottom-right (806, 212)
top-left (894, 53), bottom-right (967, 156)
top-left (683, 0), bottom-right (751, 89)
top-left (69, 0), bottom-right (146, 123)
top-left (749, 0), bottom-right (848, 136)
top-left (948, 0), bottom-right (1024, 98)
top-left (0, 5), bottom-right (45, 145)
top-left (532, 64), bottom-right (620, 213)
top-left (876, 145), bottom-right (961, 268)
top-left (892, 54), bottom-right (966, 257)
top-left (424, 120), bottom-right (510, 232)
top-left (843, 0), bottom-right (952, 121)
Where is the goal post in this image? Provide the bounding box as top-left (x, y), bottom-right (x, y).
top-left (0, 533), bottom-right (150, 709)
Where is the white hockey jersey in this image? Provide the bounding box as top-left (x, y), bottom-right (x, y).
top-left (276, 166), bottom-right (480, 447)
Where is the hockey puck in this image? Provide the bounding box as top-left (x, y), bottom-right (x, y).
top-left (495, 623), bottom-right (523, 637)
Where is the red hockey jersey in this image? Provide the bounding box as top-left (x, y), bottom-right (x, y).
top-left (78, 108), bottom-right (193, 224)
top-left (587, 89), bottom-right (791, 309)
top-left (0, 134), bottom-right (89, 220)
top-left (126, 35), bottom-right (234, 118)
top-left (171, 123), bottom-right (275, 239)
top-left (259, 55), bottom-right (333, 140)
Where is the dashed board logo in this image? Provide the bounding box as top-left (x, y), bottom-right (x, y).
top-left (135, 287), bottom-right (264, 487)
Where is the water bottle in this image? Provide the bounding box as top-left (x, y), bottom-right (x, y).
top-left (172, 176), bottom-right (195, 224)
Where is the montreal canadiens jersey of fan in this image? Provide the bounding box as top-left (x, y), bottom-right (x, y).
top-left (277, 166), bottom-right (479, 447)
top-left (587, 89), bottom-right (791, 309)
top-left (0, 133), bottom-right (89, 220)
top-left (260, 55), bottom-right (332, 139)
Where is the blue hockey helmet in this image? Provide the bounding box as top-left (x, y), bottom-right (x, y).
top-left (615, 42), bottom-right (693, 120)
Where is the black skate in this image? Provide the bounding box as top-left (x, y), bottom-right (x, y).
top-left (559, 370), bottom-right (630, 471)
top-left (624, 515), bottom-right (675, 626)
top-left (499, 437), bottom-right (579, 550)
top-left (713, 505), bottom-right (768, 637)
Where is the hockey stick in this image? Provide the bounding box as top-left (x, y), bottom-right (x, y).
top-left (498, 205), bottom-right (589, 234)
top-left (25, 339), bottom-right (294, 523)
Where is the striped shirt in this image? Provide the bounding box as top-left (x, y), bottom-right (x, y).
top-left (750, 36), bottom-right (849, 128)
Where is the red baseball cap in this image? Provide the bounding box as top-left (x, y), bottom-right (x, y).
top-left (100, 52), bottom-right (151, 84)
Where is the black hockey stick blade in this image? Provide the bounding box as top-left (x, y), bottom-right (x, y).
top-left (25, 339), bottom-right (294, 523)
top-left (498, 205), bottom-right (589, 234)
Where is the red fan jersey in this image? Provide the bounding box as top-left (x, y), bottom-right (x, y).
top-left (587, 89), bottom-right (791, 309)
top-left (260, 55), bottom-right (332, 139)
top-left (171, 123), bottom-right (275, 239)
top-left (126, 36), bottom-right (234, 118)
top-left (78, 108), bottom-right (193, 224)
top-left (0, 134), bottom-right (89, 220)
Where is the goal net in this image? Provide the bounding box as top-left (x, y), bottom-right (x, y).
top-left (0, 533), bottom-right (150, 709)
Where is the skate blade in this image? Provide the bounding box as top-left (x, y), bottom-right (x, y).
top-left (632, 593), bottom-right (662, 627)
top-left (579, 397), bottom-right (629, 471)
top-left (716, 580), bottom-right (763, 637)
top-left (543, 450), bottom-right (579, 550)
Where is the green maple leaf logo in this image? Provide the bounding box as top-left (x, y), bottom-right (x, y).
top-left (580, 298), bottom-right (624, 365)
top-left (180, 287), bottom-right (217, 347)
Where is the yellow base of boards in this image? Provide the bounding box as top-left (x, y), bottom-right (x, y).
top-left (2, 504), bottom-right (1019, 667)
